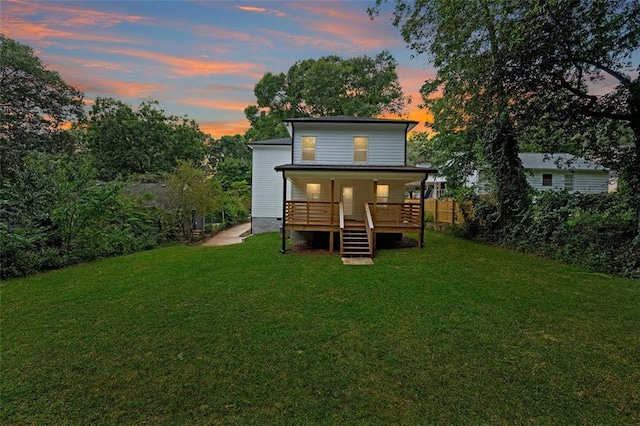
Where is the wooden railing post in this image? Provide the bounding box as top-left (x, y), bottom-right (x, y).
top-left (364, 203), bottom-right (375, 256)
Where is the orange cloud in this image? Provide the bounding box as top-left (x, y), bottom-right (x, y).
top-left (73, 78), bottom-right (167, 99)
top-left (97, 47), bottom-right (263, 78)
top-left (198, 120), bottom-right (249, 139)
top-left (180, 98), bottom-right (251, 112)
top-left (43, 53), bottom-right (133, 73)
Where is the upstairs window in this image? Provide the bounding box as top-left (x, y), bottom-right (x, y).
top-left (306, 183), bottom-right (321, 201)
top-left (353, 137), bottom-right (368, 162)
top-left (542, 173), bottom-right (553, 187)
top-left (376, 184), bottom-right (389, 204)
top-left (301, 136), bottom-right (316, 162)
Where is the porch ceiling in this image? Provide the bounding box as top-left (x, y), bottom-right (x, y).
top-left (275, 164), bottom-right (435, 182)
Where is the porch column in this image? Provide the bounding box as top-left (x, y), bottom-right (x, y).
top-left (373, 179), bottom-right (378, 219)
top-left (329, 179), bottom-right (335, 253)
top-left (419, 178), bottom-right (426, 248)
top-left (281, 172), bottom-right (287, 254)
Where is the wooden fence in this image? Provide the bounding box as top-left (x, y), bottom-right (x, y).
top-left (406, 198), bottom-right (465, 224)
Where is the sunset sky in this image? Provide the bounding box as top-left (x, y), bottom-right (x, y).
top-left (2, 0), bottom-right (438, 138)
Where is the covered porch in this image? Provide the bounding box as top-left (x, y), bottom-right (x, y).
top-left (275, 164), bottom-right (436, 257)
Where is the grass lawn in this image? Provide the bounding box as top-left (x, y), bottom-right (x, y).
top-left (2, 232), bottom-right (639, 424)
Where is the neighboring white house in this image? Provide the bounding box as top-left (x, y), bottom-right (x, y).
top-left (518, 153), bottom-right (609, 193)
top-left (420, 153), bottom-right (610, 197)
top-left (249, 116), bottom-right (437, 257)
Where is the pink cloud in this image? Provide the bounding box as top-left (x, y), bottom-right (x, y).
top-left (259, 28), bottom-right (349, 52)
top-left (2, 16), bottom-right (135, 45)
top-left (262, 2), bottom-right (402, 53)
top-left (237, 5), bottom-right (286, 18)
top-left (289, 2), bottom-right (369, 23)
top-left (6, 0), bottom-right (151, 28)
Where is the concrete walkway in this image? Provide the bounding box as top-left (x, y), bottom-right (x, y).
top-left (201, 222), bottom-right (251, 247)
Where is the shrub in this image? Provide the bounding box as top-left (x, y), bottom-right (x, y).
top-left (461, 190), bottom-right (639, 278)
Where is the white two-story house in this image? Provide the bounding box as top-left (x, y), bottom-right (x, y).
top-left (249, 116), bottom-right (436, 257)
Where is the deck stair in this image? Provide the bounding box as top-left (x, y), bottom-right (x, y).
top-left (341, 223), bottom-right (371, 257)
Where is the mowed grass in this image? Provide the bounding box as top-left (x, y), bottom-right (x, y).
top-left (2, 232), bottom-right (639, 424)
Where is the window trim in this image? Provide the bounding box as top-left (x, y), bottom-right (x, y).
top-left (376, 184), bottom-right (389, 204)
top-left (306, 183), bottom-right (321, 201)
top-left (353, 136), bottom-right (368, 163)
top-left (301, 136), bottom-right (316, 162)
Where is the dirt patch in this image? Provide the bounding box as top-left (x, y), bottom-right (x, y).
top-left (291, 244), bottom-right (330, 255)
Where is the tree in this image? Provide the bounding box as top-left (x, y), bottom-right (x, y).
top-left (207, 134), bottom-right (251, 168)
top-left (84, 97), bottom-right (207, 180)
top-left (165, 161), bottom-right (219, 243)
top-left (213, 157), bottom-right (251, 192)
top-left (244, 51), bottom-right (408, 140)
top-left (370, 1), bottom-right (532, 228)
top-left (511, 0), bottom-right (640, 232)
top-left (0, 35), bottom-right (84, 174)
top-left (0, 152), bottom-right (166, 278)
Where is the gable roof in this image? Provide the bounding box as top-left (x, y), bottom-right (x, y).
top-left (519, 153), bottom-right (608, 172)
top-left (283, 115), bottom-right (419, 131)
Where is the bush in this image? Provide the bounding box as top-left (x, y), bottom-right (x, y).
top-left (0, 154), bottom-right (181, 280)
top-left (462, 191), bottom-right (639, 278)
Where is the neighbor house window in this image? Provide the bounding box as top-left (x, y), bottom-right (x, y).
top-left (542, 174), bottom-right (553, 186)
top-left (301, 136), bottom-right (316, 162)
top-left (353, 137), bottom-right (368, 162)
top-left (376, 184), bottom-right (389, 204)
top-left (564, 174), bottom-right (574, 191)
top-left (306, 183), bottom-right (321, 201)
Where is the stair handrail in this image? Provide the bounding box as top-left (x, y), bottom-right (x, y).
top-left (364, 203), bottom-right (375, 256)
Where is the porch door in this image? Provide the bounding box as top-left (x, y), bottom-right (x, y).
top-left (341, 186), bottom-right (354, 219)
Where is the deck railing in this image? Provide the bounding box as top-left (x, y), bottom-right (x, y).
top-left (285, 201), bottom-right (338, 225)
top-left (284, 200), bottom-right (422, 229)
top-left (370, 202), bottom-right (421, 227)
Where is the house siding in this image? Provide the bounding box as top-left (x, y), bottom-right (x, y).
top-left (291, 123), bottom-right (406, 166)
top-left (527, 170), bottom-right (609, 193)
top-left (573, 173), bottom-right (609, 193)
top-left (251, 145), bottom-right (291, 233)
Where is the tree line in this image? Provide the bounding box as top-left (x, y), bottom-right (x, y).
top-left (1, 34), bottom-right (409, 278)
top-left (0, 35), bottom-right (254, 278)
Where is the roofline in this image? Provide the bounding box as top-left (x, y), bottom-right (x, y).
top-left (282, 116), bottom-right (419, 131)
top-left (274, 164), bottom-right (437, 174)
top-left (246, 137), bottom-right (291, 146)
